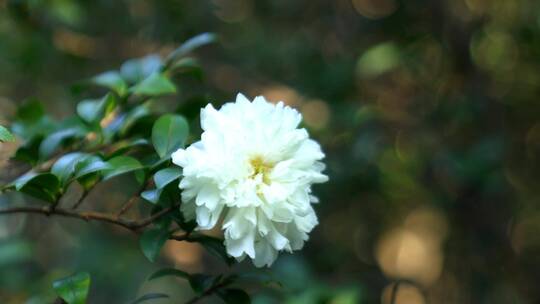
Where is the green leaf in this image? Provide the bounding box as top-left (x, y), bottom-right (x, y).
top-left (191, 234), bottom-right (235, 266)
top-left (12, 172), bottom-right (61, 203)
top-left (218, 289), bottom-right (251, 304)
top-left (102, 156), bottom-right (144, 180)
top-left (52, 272), bottom-right (91, 304)
top-left (77, 94), bottom-right (116, 124)
top-left (13, 136), bottom-right (42, 165)
top-left (148, 268), bottom-right (190, 281)
top-left (166, 33), bottom-right (216, 66)
top-left (129, 293), bottom-right (169, 304)
top-left (108, 138), bottom-right (150, 158)
top-left (51, 152), bottom-right (88, 186)
top-left (139, 227), bottom-right (170, 262)
top-left (169, 209), bottom-right (197, 233)
top-left (118, 104), bottom-right (152, 137)
top-left (154, 167), bottom-right (182, 189)
top-left (120, 54), bottom-right (162, 84)
top-left (131, 72), bottom-right (177, 96)
top-left (74, 156), bottom-right (111, 179)
top-left (189, 274), bottom-right (216, 294)
top-left (39, 127), bottom-right (85, 159)
top-left (141, 189), bottom-right (162, 205)
top-left (92, 71), bottom-right (128, 96)
top-left (151, 114), bottom-right (189, 159)
top-left (11, 100), bottom-right (55, 139)
top-left (0, 125), bottom-right (15, 142)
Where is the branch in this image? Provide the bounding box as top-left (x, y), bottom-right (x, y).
top-left (0, 204), bottom-right (180, 232)
top-left (116, 179), bottom-right (154, 216)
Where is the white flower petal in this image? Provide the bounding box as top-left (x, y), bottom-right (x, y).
top-left (172, 93), bottom-right (328, 267)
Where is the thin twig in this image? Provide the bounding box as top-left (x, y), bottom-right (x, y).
top-left (71, 189), bottom-right (90, 209)
top-left (116, 179), bottom-right (154, 216)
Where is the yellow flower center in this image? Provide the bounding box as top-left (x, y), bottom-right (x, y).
top-left (249, 156), bottom-right (274, 185)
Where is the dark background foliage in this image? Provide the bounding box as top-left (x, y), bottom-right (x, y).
top-left (1, 0), bottom-right (539, 303)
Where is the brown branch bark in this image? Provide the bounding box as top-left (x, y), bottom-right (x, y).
top-left (0, 204), bottom-right (180, 232)
top-left (116, 179), bottom-right (154, 216)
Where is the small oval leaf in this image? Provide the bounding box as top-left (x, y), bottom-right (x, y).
top-left (139, 227), bottom-right (170, 262)
top-left (151, 114), bottom-right (189, 159)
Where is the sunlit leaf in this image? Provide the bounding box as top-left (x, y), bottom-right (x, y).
top-left (52, 272), bottom-right (91, 304)
top-left (0, 125), bottom-right (15, 142)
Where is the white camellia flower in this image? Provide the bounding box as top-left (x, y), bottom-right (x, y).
top-left (171, 93), bottom-right (328, 267)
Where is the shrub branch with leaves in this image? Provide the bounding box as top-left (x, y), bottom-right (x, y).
top-left (0, 33), bottom-right (258, 304)
top-left (0, 31), bottom-right (327, 304)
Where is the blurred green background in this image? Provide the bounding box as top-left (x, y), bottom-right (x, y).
top-left (1, 0), bottom-right (540, 303)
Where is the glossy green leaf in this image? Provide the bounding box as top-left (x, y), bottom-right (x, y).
top-left (218, 289), bottom-right (251, 304)
top-left (13, 136), bottom-right (42, 165)
top-left (148, 268), bottom-right (190, 281)
top-left (118, 104), bottom-right (152, 137)
top-left (131, 72), bottom-right (176, 96)
top-left (129, 293), bottom-right (169, 304)
top-left (154, 167), bottom-right (182, 189)
top-left (92, 71), bottom-right (127, 96)
top-left (0, 125), bottom-right (15, 142)
top-left (151, 114), bottom-right (189, 159)
top-left (77, 94), bottom-right (116, 124)
top-left (39, 127), bottom-right (85, 159)
top-left (74, 156), bottom-right (111, 179)
top-left (52, 272), bottom-right (91, 304)
top-left (51, 152), bottom-right (88, 186)
top-left (108, 138), bottom-right (150, 158)
top-left (141, 189), bottom-right (162, 205)
top-left (139, 227), bottom-right (170, 262)
top-left (12, 172), bottom-right (61, 203)
top-left (102, 156), bottom-right (144, 180)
